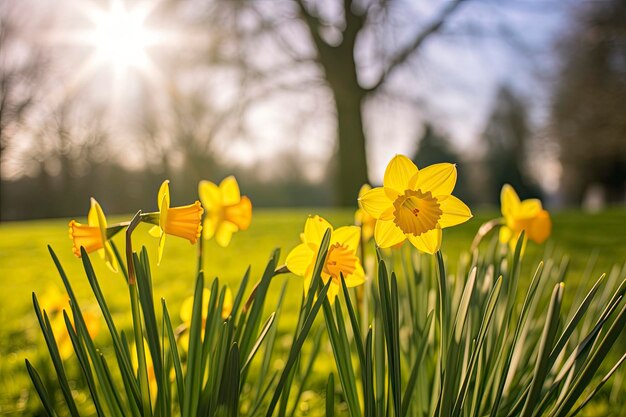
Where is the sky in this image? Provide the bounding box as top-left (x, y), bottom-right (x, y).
top-left (2, 0), bottom-right (574, 186)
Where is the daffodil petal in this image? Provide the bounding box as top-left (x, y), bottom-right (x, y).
top-left (103, 242), bottom-right (118, 272)
top-left (499, 225), bottom-right (513, 244)
top-left (528, 210), bottom-right (551, 244)
top-left (326, 282), bottom-right (340, 303)
top-left (159, 192), bottom-right (170, 232)
top-left (357, 184), bottom-right (372, 202)
top-left (215, 221), bottom-right (238, 247)
top-left (500, 184), bottom-right (520, 217)
top-left (374, 219), bottom-right (406, 248)
top-left (304, 215), bottom-right (333, 245)
top-left (220, 176), bottom-right (241, 206)
top-left (519, 199), bottom-right (542, 218)
top-left (158, 180), bottom-right (170, 211)
top-left (87, 198), bottom-right (99, 227)
top-left (198, 180), bottom-right (221, 210)
top-left (383, 155), bottom-right (418, 193)
top-left (413, 163), bottom-right (457, 196)
top-left (332, 226), bottom-right (360, 251)
top-left (344, 262), bottom-right (365, 287)
top-left (157, 231), bottom-right (166, 265)
top-left (179, 295), bottom-right (194, 323)
top-left (303, 263), bottom-right (314, 297)
top-left (359, 187), bottom-right (393, 219)
top-left (180, 289), bottom-right (210, 323)
top-left (437, 195), bottom-right (472, 228)
top-left (149, 225), bottom-right (162, 238)
top-left (285, 243), bottom-right (314, 276)
top-left (202, 216), bottom-right (218, 240)
top-left (407, 227), bottom-right (442, 254)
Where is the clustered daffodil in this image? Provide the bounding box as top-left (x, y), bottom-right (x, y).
top-left (178, 287), bottom-right (233, 349)
top-left (499, 184), bottom-right (551, 250)
top-left (40, 286), bottom-right (101, 359)
top-left (149, 180), bottom-right (204, 264)
top-left (199, 176), bottom-right (252, 247)
top-left (286, 215), bottom-right (365, 301)
top-left (68, 198), bottom-right (117, 271)
top-left (355, 184), bottom-right (376, 243)
top-left (359, 155), bottom-right (472, 254)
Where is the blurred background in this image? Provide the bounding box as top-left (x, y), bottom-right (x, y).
top-left (1, 0), bottom-right (625, 221)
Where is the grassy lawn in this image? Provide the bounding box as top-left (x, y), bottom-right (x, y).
top-left (0, 208), bottom-right (625, 415)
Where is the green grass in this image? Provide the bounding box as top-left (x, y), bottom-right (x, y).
top-left (1, 208), bottom-right (625, 416)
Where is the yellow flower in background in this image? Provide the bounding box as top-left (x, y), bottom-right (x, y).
top-left (355, 184), bottom-right (376, 242)
top-left (40, 286), bottom-right (101, 359)
top-left (286, 215), bottom-right (365, 301)
top-left (68, 198), bottom-right (117, 271)
top-left (198, 176), bottom-right (252, 247)
top-left (149, 180), bottom-right (204, 265)
top-left (178, 287), bottom-right (233, 350)
top-left (499, 184), bottom-right (551, 250)
top-left (359, 155), bottom-right (472, 254)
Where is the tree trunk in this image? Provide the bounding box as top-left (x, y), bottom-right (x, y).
top-left (332, 90), bottom-right (369, 206)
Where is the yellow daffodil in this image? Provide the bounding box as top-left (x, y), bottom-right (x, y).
top-left (149, 180), bottom-right (204, 265)
top-left (41, 286), bottom-right (101, 359)
top-left (178, 287), bottom-right (233, 350)
top-left (130, 339), bottom-right (157, 396)
top-left (285, 215), bottom-right (365, 301)
top-left (68, 198), bottom-right (117, 271)
top-left (359, 155), bottom-right (472, 254)
top-left (499, 184), bottom-right (551, 250)
top-left (355, 184), bottom-right (376, 242)
top-left (198, 176), bottom-right (252, 247)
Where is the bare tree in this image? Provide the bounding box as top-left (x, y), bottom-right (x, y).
top-left (213, 0), bottom-right (470, 205)
top-left (0, 1), bottom-right (46, 164)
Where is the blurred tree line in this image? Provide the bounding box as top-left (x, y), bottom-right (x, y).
top-left (1, 0), bottom-right (625, 221)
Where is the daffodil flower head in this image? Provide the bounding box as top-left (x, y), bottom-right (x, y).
top-left (40, 286), bottom-right (101, 359)
top-left (355, 184), bottom-right (376, 242)
top-left (198, 176), bottom-right (252, 247)
top-left (68, 197), bottom-right (117, 271)
top-left (178, 287), bottom-right (233, 350)
top-left (499, 184), bottom-right (551, 250)
top-left (149, 180), bottom-right (204, 265)
top-left (285, 215), bottom-right (365, 301)
top-left (359, 155), bottom-right (472, 254)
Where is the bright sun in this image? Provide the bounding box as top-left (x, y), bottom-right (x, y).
top-left (89, 1), bottom-right (154, 73)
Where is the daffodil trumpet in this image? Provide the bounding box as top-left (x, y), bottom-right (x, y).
top-left (149, 180), bottom-right (204, 265)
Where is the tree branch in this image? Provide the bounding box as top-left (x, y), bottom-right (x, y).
top-left (366, 0), bottom-right (468, 93)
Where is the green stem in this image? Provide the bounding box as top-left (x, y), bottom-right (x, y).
top-left (125, 211), bottom-right (153, 417)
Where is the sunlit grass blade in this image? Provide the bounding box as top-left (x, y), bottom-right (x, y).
top-left (75, 247), bottom-right (141, 407)
top-left (162, 299), bottom-right (185, 413)
top-left (240, 250), bottom-right (279, 363)
top-left (265, 279), bottom-right (331, 417)
top-left (568, 352), bottom-right (626, 417)
top-left (135, 248), bottom-right (163, 393)
top-left (288, 327), bottom-right (324, 417)
top-left (552, 301), bottom-right (626, 417)
top-left (25, 359), bottom-right (58, 417)
top-left (402, 310), bottom-right (434, 417)
top-left (519, 282), bottom-right (564, 417)
top-left (326, 373), bottom-right (335, 417)
top-left (241, 312), bottom-right (275, 373)
top-left (62, 310), bottom-right (107, 417)
top-left (217, 343), bottom-right (240, 417)
top-left (183, 271), bottom-right (205, 417)
top-left (31, 293), bottom-right (80, 417)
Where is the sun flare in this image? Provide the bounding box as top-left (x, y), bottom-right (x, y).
top-left (89, 1), bottom-right (155, 73)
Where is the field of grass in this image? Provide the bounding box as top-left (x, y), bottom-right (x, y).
top-left (1, 208), bottom-right (625, 416)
